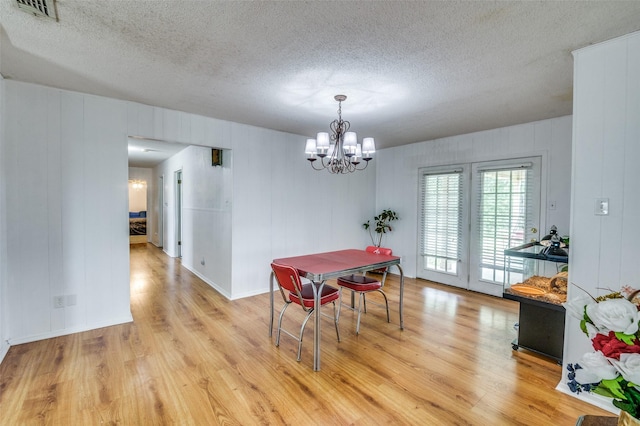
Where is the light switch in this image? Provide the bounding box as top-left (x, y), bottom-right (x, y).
top-left (595, 198), bottom-right (609, 215)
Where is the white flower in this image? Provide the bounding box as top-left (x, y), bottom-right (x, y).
top-left (611, 353), bottom-right (640, 385)
top-left (563, 295), bottom-right (593, 320)
top-left (575, 351), bottom-right (619, 384)
top-left (586, 298), bottom-right (640, 335)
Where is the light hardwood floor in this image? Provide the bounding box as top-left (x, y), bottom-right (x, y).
top-left (0, 244), bottom-right (613, 425)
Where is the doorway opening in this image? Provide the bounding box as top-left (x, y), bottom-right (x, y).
top-left (128, 179), bottom-right (148, 245)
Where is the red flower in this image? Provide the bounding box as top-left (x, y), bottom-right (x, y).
top-left (592, 331), bottom-right (640, 360)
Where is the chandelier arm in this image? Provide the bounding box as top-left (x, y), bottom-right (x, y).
top-left (350, 156), bottom-right (372, 171)
top-left (309, 159), bottom-right (327, 171)
top-left (353, 160), bottom-right (369, 171)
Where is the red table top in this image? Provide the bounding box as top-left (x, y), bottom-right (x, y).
top-left (272, 249), bottom-right (400, 281)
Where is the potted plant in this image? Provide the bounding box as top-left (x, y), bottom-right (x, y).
top-left (363, 209), bottom-right (399, 247)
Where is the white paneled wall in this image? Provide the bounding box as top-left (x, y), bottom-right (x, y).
top-left (154, 145), bottom-right (233, 297)
top-left (0, 74), bottom-right (8, 360)
top-left (144, 113), bottom-right (375, 300)
top-left (376, 116), bottom-right (573, 280)
top-left (560, 31), bottom-right (640, 413)
top-left (231, 125), bottom-right (375, 298)
top-left (0, 79), bottom-right (375, 353)
top-left (3, 82), bottom-right (132, 345)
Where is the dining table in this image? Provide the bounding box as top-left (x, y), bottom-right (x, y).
top-left (269, 248), bottom-right (404, 371)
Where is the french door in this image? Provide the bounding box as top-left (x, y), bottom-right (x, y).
top-left (417, 164), bottom-right (469, 288)
top-left (418, 157), bottom-right (541, 296)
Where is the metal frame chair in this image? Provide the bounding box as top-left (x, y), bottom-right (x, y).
top-left (337, 246), bottom-right (392, 334)
top-left (271, 262), bottom-right (341, 361)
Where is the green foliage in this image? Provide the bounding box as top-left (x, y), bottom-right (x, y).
top-left (617, 331), bottom-right (637, 346)
top-left (610, 379), bottom-right (640, 419)
top-left (599, 377), bottom-right (627, 400)
top-left (363, 209), bottom-right (399, 247)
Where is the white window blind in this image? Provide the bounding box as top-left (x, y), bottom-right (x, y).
top-left (476, 165), bottom-right (533, 284)
top-left (419, 170), bottom-right (462, 275)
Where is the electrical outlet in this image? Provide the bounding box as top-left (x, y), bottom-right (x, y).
top-left (53, 296), bottom-right (64, 308)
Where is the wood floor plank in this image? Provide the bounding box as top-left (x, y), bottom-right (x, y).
top-left (0, 244), bottom-right (614, 424)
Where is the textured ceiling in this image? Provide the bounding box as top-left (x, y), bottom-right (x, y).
top-left (2, 0), bottom-right (640, 153)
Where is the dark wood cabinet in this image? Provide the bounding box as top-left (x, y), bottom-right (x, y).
top-left (503, 292), bottom-right (565, 363)
top-left (503, 242), bottom-right (568, 363)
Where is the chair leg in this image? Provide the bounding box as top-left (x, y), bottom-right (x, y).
top-left (297, 309), bottom-right (315, 361)
top-left (335, 288), bottom-right (342, 325)
top-left (275, 302), bottom-right (290, 347)
top-left (356, 292), bottom-right (364, 335)
top-left (332, 300), bottom-right (341, 342)
top-left (341, 286), bottom-right (356, 309)
top-left (377, 289), bottom-right (390, 323)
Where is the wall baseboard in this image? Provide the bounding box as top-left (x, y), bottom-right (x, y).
top-left (0, 341), bottom-right (9, 365)
top-left (4, 315), bottom-right (134, 346)
top-left (183, 264), bottom-right (232, 300)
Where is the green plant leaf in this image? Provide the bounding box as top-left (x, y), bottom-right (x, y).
top-left (579, 319), bottom-right (589, 336)
top-left (600, 378), bottom-right (627, 400)
top-left (363, 210), bottom-right (399, 246)
top-left (616, 332), bottom-right (637, 346)
top-left (591, 385), bottom-right (615, 399)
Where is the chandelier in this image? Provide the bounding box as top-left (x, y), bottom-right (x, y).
top-left (305, 95), bottom-right (375, 174)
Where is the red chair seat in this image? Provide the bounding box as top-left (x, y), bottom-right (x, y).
top-left (336, 249), bottom-right (391, 335)
top-left (290, 283), bottom-right (341, 308)
top-left (337, 275), bottom-right (381, 292)
top-left (337, 274), bottom-right (389, 335)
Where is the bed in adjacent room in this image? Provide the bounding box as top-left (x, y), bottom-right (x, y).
top-left (129, 211), bottom-right (147, 244)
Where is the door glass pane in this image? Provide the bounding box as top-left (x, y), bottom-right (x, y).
top-left (420, 172), bottom-right (461, 275)
top-left (477, 168), bottom-right (530, 284)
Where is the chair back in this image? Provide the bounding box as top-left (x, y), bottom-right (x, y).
top-left (365, 246), bottom-right (392, 256)
top-left (271, 263), bottom-right (303, 296)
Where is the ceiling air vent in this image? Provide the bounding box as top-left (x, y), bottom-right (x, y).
top-left (15, 0), bottom-right (57, 20)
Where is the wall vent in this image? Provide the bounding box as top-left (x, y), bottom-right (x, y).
top-left (15, 0), bottom-right (57, 20)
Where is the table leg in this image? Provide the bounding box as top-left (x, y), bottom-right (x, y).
top-left (269, 271), bottom-right (274, 337)
top-left (313, 279), bottom-right (325, 371)
top-left (397, 264), bottom-right (405, 330)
